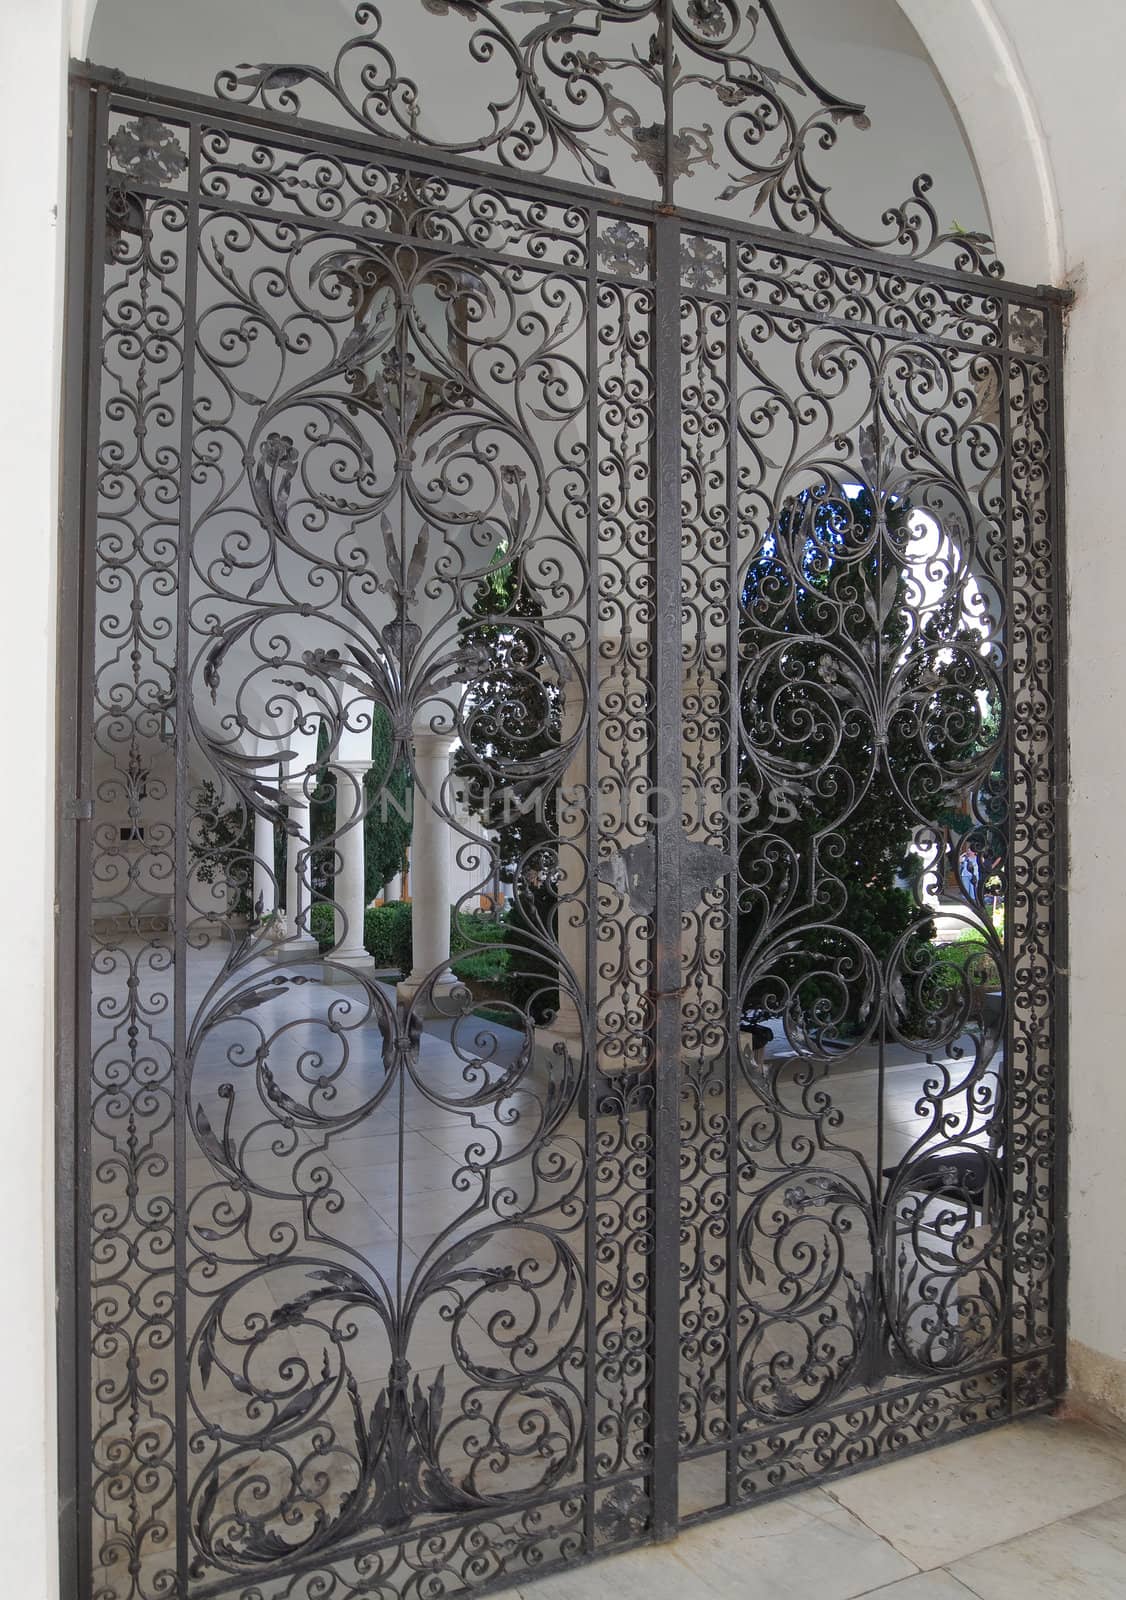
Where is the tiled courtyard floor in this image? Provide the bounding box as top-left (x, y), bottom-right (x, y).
top-left (489, 1417), bottom-right (1126, 1600)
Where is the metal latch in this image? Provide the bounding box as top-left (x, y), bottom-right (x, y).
top-left (64, 798), bottom-right (94, 821)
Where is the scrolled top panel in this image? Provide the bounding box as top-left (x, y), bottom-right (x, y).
top-left (213, 0), bottom-right (1001, 277)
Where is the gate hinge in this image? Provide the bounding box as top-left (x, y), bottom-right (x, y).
top-left (64, 797), bottom-right (93, 822)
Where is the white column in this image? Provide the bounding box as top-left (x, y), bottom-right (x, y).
top-left (278, 776), bottom-right (317, 952)
top-left (397, 730), bottom-right (458, 1012)
top-left (252, 809), bottom-right (277, 920)
top-left (384, 871), bottom-right (403, 903)
top-left (327, 759), bottom-right (372, 974)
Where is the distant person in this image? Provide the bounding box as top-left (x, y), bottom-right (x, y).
top-left (959, 844), bottom-right (981, 900)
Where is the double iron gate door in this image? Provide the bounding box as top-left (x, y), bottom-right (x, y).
top-left (61, 10), bottom-right (1065, 1598)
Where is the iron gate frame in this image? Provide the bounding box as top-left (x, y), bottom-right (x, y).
top-left (56, 54), bottom-right (1071, 1600)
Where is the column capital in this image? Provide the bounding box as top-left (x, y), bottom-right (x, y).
top-left (281, 774), bottom-right (314, 803)
top-left (329, 758), bottom-right (374, 778)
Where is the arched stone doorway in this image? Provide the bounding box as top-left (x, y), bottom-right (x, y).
top-left (58, 5), bottom-right (1066, 1595)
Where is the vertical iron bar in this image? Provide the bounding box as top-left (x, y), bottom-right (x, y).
top-left (1001, 305), bottom-right (1017, 1408)
top-left (661, 0), bottom-right (675, 210)
top-left (724, 232), bottom-right (740, 1506)
top-left (57, 75), bottom-right (103, 1600)
top-left (582, 205), bottom-right (599, 1555)
top-left (78, 84), bottom-right (112, 1600)
top-left (650, 211), bottom-right (683, 1540)
top-left (873, 398), bottom-right (888, 1341)
top-left (1048, 298), bottom-right (1070, 1398)
top-left (173, 113), bottom-right (203, 1593)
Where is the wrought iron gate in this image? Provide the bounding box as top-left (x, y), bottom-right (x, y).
top-left (60, 8), bottom-right (1066, 1597)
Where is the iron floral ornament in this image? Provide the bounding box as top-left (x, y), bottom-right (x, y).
top-left (107, 114), bottom-right (188, 184)
top-left (215, 0), bottom-right (1002, 274)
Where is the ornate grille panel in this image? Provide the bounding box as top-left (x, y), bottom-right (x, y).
top-left (673, 232), bottom-right (1063, 1516)
top-left (63, 13), bottom-right (1064, 1597)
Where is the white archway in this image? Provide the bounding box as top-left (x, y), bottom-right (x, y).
top-left (74, 0), bottom-right (1064, 285)
top-left (896, 0), bottom-right (1063, 283)
top-left (0, 2), bottom-right (1100, 1597)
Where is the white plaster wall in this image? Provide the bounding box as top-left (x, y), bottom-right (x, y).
top-left (0, 5), bottom-right (67, 1596)
top-left (1, 0), bottom-right (1124, 1593)
top-left (982, 0), bottom-right (1126, 1405)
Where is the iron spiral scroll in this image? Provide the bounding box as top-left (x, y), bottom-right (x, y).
top-left (65, 3), bottom-right (1063, 1597)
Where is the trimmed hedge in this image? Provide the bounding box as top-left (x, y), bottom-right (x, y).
top-left (450, 948), bottom-right (510, 985)
top-left (309, 901), bottom-right (507, 979)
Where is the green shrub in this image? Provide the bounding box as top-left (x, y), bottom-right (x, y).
top-left (451, 948), bottom-right (511, 985)
top-left (355, 902), bottom-right (404, 968)
top-left (309, 902), bottom-right (334, 951)
top-left (451, 907), bottom-right (506, 958)
top-left (498, 894), bottom-right (559, 1024)
top-left (386, 902), bottom-right (413, 973)
top-left (309, 901), bottom-right (508, 980)
top-left (928, 933), bottom-right (1002, 992)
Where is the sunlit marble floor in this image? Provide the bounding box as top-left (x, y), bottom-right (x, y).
top-left (486, 1416), bottom-right (1126, 1600)
top-left (91, 932), bottom-right (1002, 1379)
top-left (99, 931), bottom-right (998, 1207)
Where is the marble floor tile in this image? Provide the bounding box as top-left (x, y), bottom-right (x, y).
top-left (1066, 1492), bottom-right (1126, 1553)
top-left (338, 1154), bottom-right (463, 1205)
top-left (487, 1543), bottom-right (718, 1600)
top-left (326, 1130), bottom-right (440, 1170)
top-left (678, 1455), bottom-right (729, 1517)
top-left (418, 1127), bottom-right (544, 1165)
top-left (669, 1489), bottom-right (918, 1600)
top-left (488, 1490), bottom-right (919, 1600)
top-left (862, 1574), bottom-right (979, 1600)
top-left (827, 1418), bottom-right (1126, 1570)
top-left (950, 1512), bottom-right (1126, 1599)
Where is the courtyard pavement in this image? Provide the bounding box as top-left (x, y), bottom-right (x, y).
top-left (487, 1416), bottom-right (1126, 1600)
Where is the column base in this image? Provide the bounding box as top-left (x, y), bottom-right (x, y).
top-left (324, 950), bottom-right (375, 988)
top-left (268, 932), bottom-right (320, 965)
top-left (396, 969), bottom-right (462, 1016)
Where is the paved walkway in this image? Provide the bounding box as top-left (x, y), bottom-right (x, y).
top-left (491, 1416), bottom-right (1126, 1600)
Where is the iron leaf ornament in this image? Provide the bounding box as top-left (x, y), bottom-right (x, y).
top-left (108, 114), bottom-right (188, 184)
top-left (215, 1), bottom-right (1001, 274)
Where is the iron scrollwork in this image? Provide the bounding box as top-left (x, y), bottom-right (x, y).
top-left (72, 5), bottom-right (1060, 1596)
top-left (214, 0), bottom-right (1002, 275)
top-left (674, 222), bottom-right (1059, 1500)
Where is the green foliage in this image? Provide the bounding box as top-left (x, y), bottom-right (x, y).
top-left (450, 948), bottom-right (511, 985)
top-left (499, 895), bottom-right (560, 1023)
top-left (387, 902), bottom-right (414, 974)
top-left (308, 900), bottom-right (412, 969)
top-left (190, 779), bottom-right (288, 921)
top-left (454, 550), bottom-right (562, 869)
top-left (273, 813), bottom-right (286, 895)
top-left (931, 932), bottom-right (1001, 990)
top-left (738, 485), bottom-right (998, 1038)
top-left (308, 720), bottom-right (337, 902)
top-left (471, 1004), bottom-right (519, 1028)
top-left (190, 779), bottom-right (256, 917)
top-left (308, 901), bottom-right (334, 950)
top-left (364, 705), bottom-right (412, 900)
top-left (308, 901), bottom-right (508, 982)
top-left (451, 907), bottom-right (507, 960)
top-left (454, 548), bottom-right (562, 1023)
top-left (838, 882), bottom-right (922, 966)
